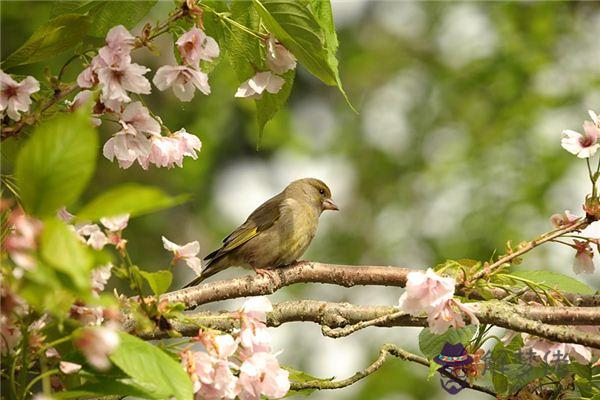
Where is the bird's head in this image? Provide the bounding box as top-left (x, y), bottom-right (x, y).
top-left (288, 178), bottom-right (339, 213)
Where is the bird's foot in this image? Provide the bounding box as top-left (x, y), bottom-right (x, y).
top-left (254, 268), bottom-right (278, 281)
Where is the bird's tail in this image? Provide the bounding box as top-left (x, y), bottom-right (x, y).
top-left (182, 257), bottom-right (228, 288)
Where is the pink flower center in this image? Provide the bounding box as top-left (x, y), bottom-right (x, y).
top-left (3, 85), bottom-right (17, 98)
top-left (579, 135), bottom-right (595, 148)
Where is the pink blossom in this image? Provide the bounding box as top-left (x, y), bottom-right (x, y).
top-left (181, 350), bottom-right (238, 400)
top-left (0, 70), bottom-right (40, 121)
top-left (427, 299), bottom-right (479, 335)
top-left (3, 207), bottom-right (43, 270)
top-left (237, 297), bottom-right (273, 356)
top-left (103, 126), bottom-right (152, 169)
top-left (76, 224), bottom-right (109, 250)
top-left (91, 263), bottom-right (113, 294)
top-left (57, 207), bottom-right (75, 223)
top-left (119, 102), bottom-right (161, 136)
top-left (60, 361), bottom-right (82, 374)
top-left (197, 331), bottom-right (238, 359)
top-left (265, 36), bottom-right (296, 74)
top-left (176, 27), bottom-right (220, 66)
top-left (153, 65), bottom-right (210, 102)
top-left (162, 236), bottom-right (202, 274)
top-left (97, 58), bottom-right (151, 105)
top-left (100, 214), bottom-right (130, 232)
top-left (173, 128), bottom-right (202, 159)
top-left (240, 296), bottom-right (273, 322)
top-left (70, 304), bottom-right (104, 326)
top-left (235, 71), bottom-right (285, 99)
top-left (77, 66), bottom-right (96, 88)
top-left (550, 210), bottom-right (579, 228)
top-left (572, 240), bottom-right (595, 274)
top-left (522, 334), bottom-right (592, 365)
top-left (65, 90), bottom-right (93, 111)
top-left (589, 110), bottom-right (599, 127)
top-left (105, 25), bottom-right (136, 54)
top-left (236, 352), bottom-right (290, 400)
top-left (561, 121), bottom-right (600, 158)
top-left (144, 135), bottom-right (185, 169)
top-left (74, 325), bottom-right (120, 370)
top-left (398, 268), bottom-right (455, 315)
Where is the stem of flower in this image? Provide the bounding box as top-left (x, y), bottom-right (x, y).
top-left (21, 369), bottom-right (59, 399)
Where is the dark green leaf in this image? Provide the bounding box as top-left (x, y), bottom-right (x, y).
top-left (110, 332), bottom-right (193, 400)
top-left (50, 1), bottom-right (95, 17)
top-left (53, 379), bottom-right (153, 399)
top-left (139, 270), bottom-right (173, 295)
top-left (2, 14), bottom-right (90, 69)
top-left (76, 183), bottom-right (187, 221)
top-left (40, 218), bottom-right (93, 289)
top-left (418, 325), bottom-right (477, 359)
top-left (252, 0), bottom-right (334, 85)
top-left (86, 1), bottom-right (158, 37)
top-left (15, 106), bottom-right (98, 218)
top-left (510, 270), bottom-right (595, 294)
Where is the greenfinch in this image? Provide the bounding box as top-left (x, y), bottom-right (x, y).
top-left (184, 178), bottom-right (338, 287)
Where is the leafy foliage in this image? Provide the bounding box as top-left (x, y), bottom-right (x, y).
top-left (418, 325), bottom-right (477, 359)
top-left (15, 105), bottom-right (98, 218)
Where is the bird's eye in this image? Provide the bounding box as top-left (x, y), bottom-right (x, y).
top-left (319, 189), bottom-right (325, 195)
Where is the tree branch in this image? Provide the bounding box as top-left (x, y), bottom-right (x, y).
top-left (131, 300), bottom-right (600, 348)
top-left (290, 344), bottom-right (496, 397)
top-left (159, 261), bottom-right (600, 309)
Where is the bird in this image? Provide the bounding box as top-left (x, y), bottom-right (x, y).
top-left (183, 178), bottom-right (338, 287)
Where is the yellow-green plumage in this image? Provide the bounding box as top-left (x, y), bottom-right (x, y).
top-left (184, 178), bottom-right (338, 287)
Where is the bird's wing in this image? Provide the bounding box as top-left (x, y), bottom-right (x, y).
top-left (204, 193), bottom-right (283, 262)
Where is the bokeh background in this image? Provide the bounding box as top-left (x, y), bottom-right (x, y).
top-left (2, 1), bottom-right (600, 399)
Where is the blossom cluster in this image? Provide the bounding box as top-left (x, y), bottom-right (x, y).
top-left (181, 296), bottom-right (290, 400)
top-left (560, 110), bottom-right (600, 158)
top-left (398, 268), bottom-right (478, 334)
top-left (235, 35), bottom-right (297, 99)
top-left (74, 25), bottom-right (204, 169)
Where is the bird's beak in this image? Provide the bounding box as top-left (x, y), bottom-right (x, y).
top-left (322, 198), bottom-right (339, 211)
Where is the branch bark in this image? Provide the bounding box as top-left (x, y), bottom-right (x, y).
top-left (159, 261), bottom-right (600, 309)
top-left (131, 300), bottom-right (600, 349)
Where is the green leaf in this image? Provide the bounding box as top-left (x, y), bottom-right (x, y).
top-left (50, 1), bottom-right (95, 17)
top-left (306, 0), bottom-right (355, 112)
top-left (284, 366), bottom-right (333, 397)
top-left (110, 332), bottom-right (193, 400)
top-left (2, 14), bottom-right (90, 69)
top-left (53, 379), bottom-right (153, 399)
top-left (228, 1), bottom-right (295, 141)
top-left (139, 270), bottom-right (173, 295)
top-left (418, 325), bottom-right (477, 359)
top-left (510, 270), bottom-right (595, 294)
top-left (252, 0), bottom-right (334, 85)
top-left (14, 105), bottom-right (98, 218)
top-left (40, 218), bottom-right (93, 289)
top-left (76, 183), bottom-right (187, 221)
top-left (86, 1), bottom-right (158, 37)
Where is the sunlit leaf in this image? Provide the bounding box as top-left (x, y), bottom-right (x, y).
top-left (139, 270), bottom-right (173, 295)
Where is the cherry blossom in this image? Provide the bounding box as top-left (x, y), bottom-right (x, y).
top-left (522, 334), bottom-right (592, 365)
top-left (197, 331), bottom-right (238, 359)
top-left (427, 299), bottom-right (479, 334)
top-left (153, 65), bottom-right (210, 102)
top-left (561, 121), bottom-right (600, 158)
top-left (97, 58), bottom-right (151, 105)
top-left (0, 315), bottom-right (21, 355)
top-left (59, 361), bottom-right (82, 375)
top-left (236, 352), bottom-right (290, 400)
top-left (265, 36), bottom-right (296, 74)
top-left (162, 236), bottom-right (202, 274)
top-left (70, 304), bottom-right (104, 326)
top-left (3, 207), bottom-right (43, 271)
top-left (240, 296), bottom-right (273, 322)
top-left (181, 350), bottom-right (238, 400)
top-left (91, 264), bottom-right (113, 294)
top-left (100, 214), bottom-right (130, 232)
top-left (74, 325), bottom-right (120, 370)
top-left (589, 109), bottom-right (599, 127)
top-left (237, 297), bottom-right (274, 357)
top-left (0, 70), bottom-right (40, 121)
top-left (105, 25), bottom-right (136, 54)
top-left (572, 240), bottom-right (595, 274)
top-left (550, 210), bottom-right (579, 228)
top-left (76, 224), bottom-right (109, 250)
top-left (235, 71), bottom-right (285, 99)
top-left (176, 27), bottom-right (220, 66)
top-left (173, 128), bottom-right (202, 159)
top-left (103, 125), bottom-right (152, 169)
top-left (398, 268), bottom-right (455, 315)
top-left (118, 102), bottom-right (160, 136)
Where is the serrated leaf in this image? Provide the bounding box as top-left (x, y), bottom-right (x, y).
top-left (109, 332), bottom-right (193, 400)
top-left (15, 105), bottom-right (98, 217)
top-left (252, 0), bottom-right (334, 85)
top-left (86, 1), bottom-right (158, 37)
top-left (510, 270), bottom-right (595, 294)
top-left (2, 13), bottom-right (90, 69)
top-left (139, 270), bottom-right (173, 295)
top-left (76, 183), bottom-right (187, 221)
top-left (418, 325), bottom-right (477, 359)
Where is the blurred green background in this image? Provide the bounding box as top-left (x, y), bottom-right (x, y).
top-left (2, 1), bottom-right (600, 399)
